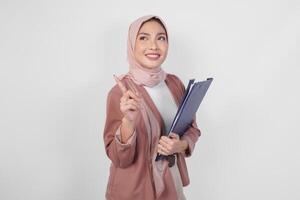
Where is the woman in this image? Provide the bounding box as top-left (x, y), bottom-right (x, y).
top-left (103, 15), bottom-right (201, 200)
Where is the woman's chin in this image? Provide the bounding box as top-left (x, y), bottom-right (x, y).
top-left (141, 64), bottom-right (161, 70)
top-left (140, 61), bottom-right (163, 69)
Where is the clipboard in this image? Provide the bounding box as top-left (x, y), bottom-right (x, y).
top-left (155, 77), bottom-right (213, 162)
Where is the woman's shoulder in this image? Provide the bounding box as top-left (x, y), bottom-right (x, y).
top-left (166, 73), bottom-right (185, 89)
top-left (106, 78), bottom-right (125, 98)
top-left (108, 84), bottom-right (121, 96)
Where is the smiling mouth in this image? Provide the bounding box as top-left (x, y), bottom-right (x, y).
top-left (145, 53), bottom-right (160, 60)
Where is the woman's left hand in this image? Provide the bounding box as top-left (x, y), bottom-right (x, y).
top-left (157, 133), bottom-right (188, 155)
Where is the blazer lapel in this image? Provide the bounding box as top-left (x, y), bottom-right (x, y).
top-left (138, 85), bottom-right (166, 135)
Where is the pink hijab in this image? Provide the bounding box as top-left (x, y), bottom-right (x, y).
top-left (126, 15), bottom-right (168, 87)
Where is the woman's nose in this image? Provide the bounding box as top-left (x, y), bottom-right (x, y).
top-left (149, 40), bottom-right (158, 50)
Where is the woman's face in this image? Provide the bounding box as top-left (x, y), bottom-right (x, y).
top-left (134, 20), bottom-right (168, 69)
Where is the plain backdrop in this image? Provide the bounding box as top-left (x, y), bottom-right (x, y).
top-left (0, 0), bottom-right (300, 199)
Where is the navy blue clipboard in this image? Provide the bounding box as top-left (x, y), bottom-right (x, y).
top-left (155, 78), bottom-right (213, 162)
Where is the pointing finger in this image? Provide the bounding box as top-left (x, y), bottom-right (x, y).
top-left (113, 74), bottom-right (127, 95)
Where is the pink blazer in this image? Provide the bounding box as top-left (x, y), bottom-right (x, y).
top-left (103, 73), bottom-right (201, 200)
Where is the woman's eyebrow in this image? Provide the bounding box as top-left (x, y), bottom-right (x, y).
top-left (138, 32), bottom-right (167, 36)
top-left (138, 32), bottom-right (150, 36)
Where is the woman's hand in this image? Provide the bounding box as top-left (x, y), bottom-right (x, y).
top-left (114, 75), bottom-right (142, 126)
top-left (114, 75), bottom-right (142, 143)
top-left (157, 133), bottom-right (188, 155)
top-left (119, 90), bottom-right (142, 125)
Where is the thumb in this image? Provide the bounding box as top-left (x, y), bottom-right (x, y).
top-left (169, 132), bottom-right (179, 140)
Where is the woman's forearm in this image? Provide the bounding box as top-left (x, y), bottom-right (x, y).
top-left (120, 117), bottom-right (136, 143)
top-left (179, 139), bottom-right (189, 153)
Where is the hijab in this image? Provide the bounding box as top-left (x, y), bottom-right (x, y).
top-left (126, 15), bottom-right (168, 87)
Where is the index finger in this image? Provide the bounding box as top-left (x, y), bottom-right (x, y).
top-left (160, 136), bottom-right (172, 143)
top-left (113, 74), bottom-right (127, 95)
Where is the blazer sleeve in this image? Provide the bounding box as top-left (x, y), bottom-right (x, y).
top-left (174, 75), bottom-right (202, 157)
top-left (103, 85), bottom-right (137, 168)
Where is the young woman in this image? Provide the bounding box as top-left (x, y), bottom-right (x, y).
top-left (103, 15), bottom-right (201, 200)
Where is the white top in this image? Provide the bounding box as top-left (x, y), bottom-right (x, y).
top-left (143, 80), bottom-right (178, 133)
top-left (143, 80), bottom-right (186, 200)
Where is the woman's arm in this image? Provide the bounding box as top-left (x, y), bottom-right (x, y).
top-left (103, 87), bottom-right (138, 168)
top-left (180, 119), bottom-right (201, 157)
top-left (119, 117), bottom-right (136, 143)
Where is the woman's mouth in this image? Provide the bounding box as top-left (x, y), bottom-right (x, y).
top-left (145, 53), bottom-right (160, 60)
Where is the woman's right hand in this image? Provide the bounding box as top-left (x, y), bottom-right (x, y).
top-left (114, 75), bottom-right (142, 127)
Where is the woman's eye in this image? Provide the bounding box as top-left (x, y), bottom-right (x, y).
top-left (158, 36), bottom-right (166, 41)
top-left (139, 36), bottom-right (147, 40)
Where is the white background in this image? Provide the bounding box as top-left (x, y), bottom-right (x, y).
top-left (1, 0), bottom-right (299, 199)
